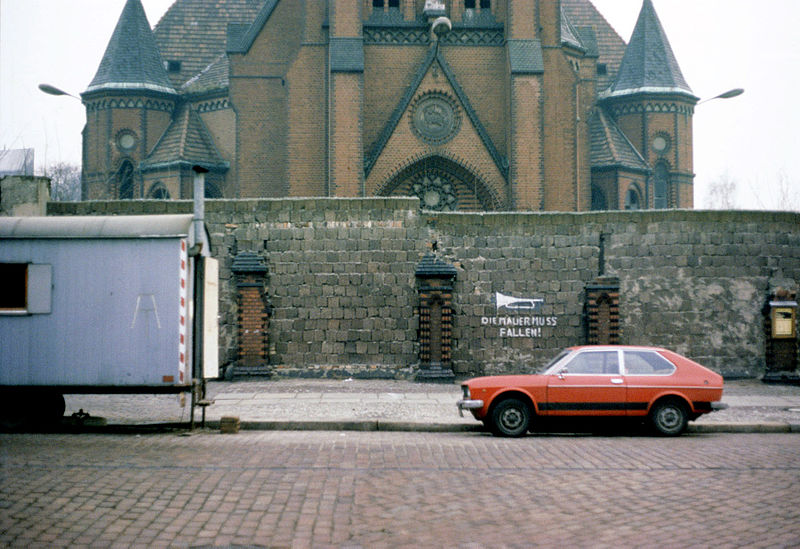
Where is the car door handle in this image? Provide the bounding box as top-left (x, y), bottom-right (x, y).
top-left (610, 378), bottom-right (624, 384)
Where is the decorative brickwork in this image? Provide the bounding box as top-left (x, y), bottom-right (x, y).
top-left (78, 1), bottom-right (698, 211)
top-left (585, 277), bottom-right (620, 345)
top-left (415, 253), bottom-right (457, 382)
top-left (231, 251), bottom-right (271, 378)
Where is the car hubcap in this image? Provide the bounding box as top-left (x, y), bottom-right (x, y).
top-left (658, 407), bottom-right (680, 429)
top-left (501, 408), bottom-right (524, 430)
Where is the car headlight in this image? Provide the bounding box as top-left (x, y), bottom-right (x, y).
top-left (461, 385), bottom-right (471, 399)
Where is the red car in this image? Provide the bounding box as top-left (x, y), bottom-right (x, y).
top-left (457, 346), bottom-right (728, 437)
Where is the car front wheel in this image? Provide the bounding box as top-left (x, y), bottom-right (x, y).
top-left (490, 398), bottom-right (530, 437)
top-left (650, 400), bottom-right (688, 436)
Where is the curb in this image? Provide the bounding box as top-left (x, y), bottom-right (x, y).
top-left (215, 420), bottom-right (800, 435)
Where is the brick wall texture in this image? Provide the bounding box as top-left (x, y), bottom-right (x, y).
top-left (48, 198), bottom-right (800, 379)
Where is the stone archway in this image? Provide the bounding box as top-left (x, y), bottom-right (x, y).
top-left (379, 156), bottom-right (501, 211)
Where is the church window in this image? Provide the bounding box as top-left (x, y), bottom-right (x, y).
top-left (166, 60), bottom-right (181, 73)
top-left (116, 130), bottom-right (137, 152)
top-left (597, 63), bottom-right (608, 76)
top-left (373, 0), bottom-right (397, 7)
top-left (625, 184), bottom-right (642, 210)
top-left (466, 0), bottom-right (490, 8)
top-left (147, 182), bottom-right (170, 199)
top-left (653, 163), bottom-right (670, 209)
top-left (117, 160), bottom-right (134, 200)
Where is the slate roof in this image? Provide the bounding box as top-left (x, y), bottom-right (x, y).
top-left (589, 108), bottom-right (649, 172)
top-left (415, 253), bottom-right (457, 279)
top-left (181, 54), bottom-right (230, 96)
top-left (141, 105), bottom-right (228, 172)
top-left (560, 5), bottom-right (587, 53)
top-left (602, 0), bottom-right (694, 99)
top-left (152, 0), bottom-right (266, 88)
top-left (85, 0), bottom-right (175, 96)
top-left (562, 0), bottom-right (627, 92)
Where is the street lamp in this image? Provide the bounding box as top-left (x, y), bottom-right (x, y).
top-left (38, 83), bottom-right (80, 100)
top-left (697, 88), bottom-right (744, 105)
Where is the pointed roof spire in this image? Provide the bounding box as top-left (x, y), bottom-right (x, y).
top-left (602, 0), bottom-right (695, 100)
top-left (84, 0), bottom-right (175, 96)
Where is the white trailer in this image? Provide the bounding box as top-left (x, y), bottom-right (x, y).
top-left (0, 214), bottom-right (218, 426)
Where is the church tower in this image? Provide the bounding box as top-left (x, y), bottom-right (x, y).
top-left (599, 0), bottom-right (697, 209)
top-left (81, 0), bottom-right (177, 199)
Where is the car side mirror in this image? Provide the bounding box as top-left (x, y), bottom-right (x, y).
top-left (558, 367), bottom-right (568, 380)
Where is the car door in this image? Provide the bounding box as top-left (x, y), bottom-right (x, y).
top-left (545, 349), bottom-right (626, 416)
top-left (621, 349), bottom-right (678, 418)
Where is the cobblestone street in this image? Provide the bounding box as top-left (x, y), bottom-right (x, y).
top-left (1, 431), bottom-right (799, 548)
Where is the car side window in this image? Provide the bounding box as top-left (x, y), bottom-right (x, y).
top-left (564, 351), bottom-right (619, 375)
top-left (624, 351), bottom-right (676, 375)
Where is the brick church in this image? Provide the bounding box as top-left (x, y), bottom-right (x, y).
top-left (80, 0), bottom-right (696, 211)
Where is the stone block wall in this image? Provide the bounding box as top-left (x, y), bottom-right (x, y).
top-left (48, 199), bottom-right (800, 378)
top-left (1, 176), bottom-right (49, 216)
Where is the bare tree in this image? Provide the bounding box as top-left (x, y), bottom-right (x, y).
top-left (774, 171), bottom-right (800, 212)
top-left (703, 172), bottom-right (738, 209)
top-left (45, 162), bottom-right (81, 201)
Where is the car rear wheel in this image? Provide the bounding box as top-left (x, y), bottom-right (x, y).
top-left (490, 398), bottom-right (530, 437)
top-left (650, 399), bottom-right (688, 436)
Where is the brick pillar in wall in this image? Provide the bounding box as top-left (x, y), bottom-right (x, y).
top-left (231, 252), bottom-right (272, 378)
top-left (586, 277), bottom-right (620, 345)
top-left (415, 253), bottom-right (457, 383)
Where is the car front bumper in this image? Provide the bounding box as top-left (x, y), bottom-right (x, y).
top-left (457, 399), bottom-right (484, 417)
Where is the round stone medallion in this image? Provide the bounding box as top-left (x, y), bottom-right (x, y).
top-left (411, 93), bottom-right (461, 145)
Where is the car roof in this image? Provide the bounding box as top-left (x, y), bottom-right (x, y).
top-left (567, 345), bottom-right (668, 352)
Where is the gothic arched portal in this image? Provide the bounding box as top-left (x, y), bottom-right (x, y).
top-left (378, 156), bottom-right (501, 211)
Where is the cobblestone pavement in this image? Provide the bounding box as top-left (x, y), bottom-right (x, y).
top-left (1, 431), bottom-right (799, 548)
top-left (59, 379), bottom-right (800, 429)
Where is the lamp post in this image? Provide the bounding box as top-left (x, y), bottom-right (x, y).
top-left (697, 88), bottom-right (744, 105)
top-left (38, 83), bottom-right (81, 100)
top-left (38, 83), bottom-right (84, 200)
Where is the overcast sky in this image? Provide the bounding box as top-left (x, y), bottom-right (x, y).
top-left (1, 0), bottom-right (798, 209)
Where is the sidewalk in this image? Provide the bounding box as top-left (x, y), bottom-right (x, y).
top-left (62, 378), bottom-right (800, 434)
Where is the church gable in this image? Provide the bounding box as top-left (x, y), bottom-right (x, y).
top-left (366, 46), bottom-right (507, 210)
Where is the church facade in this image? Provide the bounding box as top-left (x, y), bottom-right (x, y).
top-left (80, 0), bottom-right (697, 211)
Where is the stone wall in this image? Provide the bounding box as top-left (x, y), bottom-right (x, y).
top-left (1, 176), bottom-right (49, 216)
top-left (48, 199), bottom-right (800, 378)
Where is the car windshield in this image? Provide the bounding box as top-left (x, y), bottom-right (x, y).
top-left (536, 349), bottom-right (571, 374)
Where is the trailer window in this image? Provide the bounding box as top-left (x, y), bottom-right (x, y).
top-left (0, 263), bottom-right (52, 314)
top-left (0, 263), bottom-right (28, 310)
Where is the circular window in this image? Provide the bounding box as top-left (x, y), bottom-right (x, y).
top-left (117, 130), bottom-right (138, 152)
top-left (410, 92), bottom-right (461, 145)
top-left (651, 134), bottom-right (670, 154)
top-left (411, 172), bottom-right (457, 211)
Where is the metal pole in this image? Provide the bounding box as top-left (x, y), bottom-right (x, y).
top-left (190, 166), bottom-right (209, 429)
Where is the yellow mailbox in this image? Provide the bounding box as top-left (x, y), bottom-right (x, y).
top-left (770, 302), bottom-right (797, 339)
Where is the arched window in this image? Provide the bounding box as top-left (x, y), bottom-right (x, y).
top-left (653, 163), bottom-right (670, 209)
top-left (591, 184), bottom-right (607, 211)
top-left (625, 184), bottom-right (642, 210)
top-left (205, 181), bottom-right (223, 199)
top-left (147, 182), bottom-right (170, 199)
top-left (117, 160), bottom-right (134, 199)
top-left (465, 0), bottom-right (491, 8)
